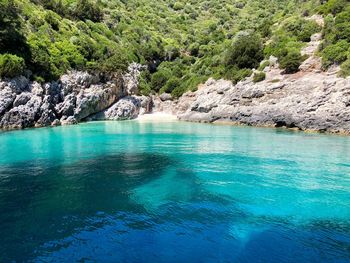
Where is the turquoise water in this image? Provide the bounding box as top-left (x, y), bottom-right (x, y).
top-left (0, 120), bottom-right (349, 262)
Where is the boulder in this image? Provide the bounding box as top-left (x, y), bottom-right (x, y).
top-left (60, 71), bottom-right (100, 96)
top-left (88, 96), bottom-right (141, 121)
top-left (74, 81), bottom-right (124, 121)
top-left (0, 87), bottom-right (16, 116)
top-left (60, 116), bottom-right (77, 126)
top-left (55, 94), bottom-right (76, 117)
top-left (35, 96), bottom-right (57, 127)
top-left (123, 62), bottom-right (146, 95)
top-left (0, 95), bottom-right (42, 130)
top-left (13, 92), bottom-right (32, 107)
top-left (159, 93), bottom-right (172, 101)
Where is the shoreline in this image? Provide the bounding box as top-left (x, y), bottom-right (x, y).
top-left (136, 112), bottom-right (178, 122)
top-left (1, 115), bottom-right (350, 137)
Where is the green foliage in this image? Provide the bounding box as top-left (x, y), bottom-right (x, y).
top-left (74, 0), bottom-right (103, 22)
top-left (321, 40), bottom-right (349, 68)
top-left (320, 3), bottom-right (350, 75)
top-left (339, 58), bottom-right (350, 77)
top-left (253, 71), bottom-right (266, 82)
top-left (279, 50), bottom-right (302, 73)
top-left (151, 69), bottom-right (172, 92)
top-left (318, 0), bottom-right (348, 15)
top-left (224, 67), bottom-right (253, 83)
top-left (0, 0), bottom-right (327, 94)
top-left (160, 77), bottom-right (180, 94)
top-left (225, 32), bottom-right (263, 69)
top-left (258, 61), bottom-right (270, 71)
top-left (0, 54), bottom-right (25, 78)
top-left (282, 16), bottom-right (320, 42)
top-left (138, 71), bottom-right (152, 95)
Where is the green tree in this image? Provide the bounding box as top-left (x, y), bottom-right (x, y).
top-left (0, 54), bottom-right (25, 78)
top-left (74, 0), bottom-right (103, 22)
top-left (279, 50), bottom-right (302, 73)
top-left (225, 31), bottom-right (263, 69)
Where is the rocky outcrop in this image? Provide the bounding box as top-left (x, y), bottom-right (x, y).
top-left (87, 96), bottom-right (151, 121)
top-left (0, 64), bottom-right (149, 131)
top-left (175, 19), bottom-right (350, 135)
top-left (176, 70), bottom-right (350, 134)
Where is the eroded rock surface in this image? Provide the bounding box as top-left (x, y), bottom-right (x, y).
top-left (177, 72), bottom-right (350, 134)
top-left (0, 67), bottom-right (147, 131)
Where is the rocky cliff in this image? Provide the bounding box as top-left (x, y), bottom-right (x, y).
top-left (174, 70), bottom-right (350, 134)
top-left (0, 63), bottom-right (151, 131)
top-left (169, 29), bottom-right (350, 134)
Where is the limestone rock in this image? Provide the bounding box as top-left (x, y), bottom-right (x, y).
top-left (60, 116), bottom-right (77, 126)
top-left (0, 87), bottom-right (16, 116)
top-left (0, 95), bottom-right (42, 130)
top-left (88, 96), bottom-right (142, 121)
top-left (159, 93), bottom-right (173, 101)
top-left (123, 62), bottom-right (146, 95)
top-left (36, 96), bottom-right (57, 127)
top-left (13, 92), bottom-right (32, 107)
top-left (177, 71), bottom-right (350, 134)
top-left (55, 94), bottom-right (76, 117)
top-left (74, 81), bottom-right (124, 121)
top-left (60, 71), bottom-right (100, 96)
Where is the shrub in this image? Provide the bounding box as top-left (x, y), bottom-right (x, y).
top-left (160, 77), bottom-right (180, 93)
top-left (74, 0), bottom-right (103, 22)
top-left (0, 53), bottom-right (25, 78)
top-left (258, 61), bottom-right (270, 71)
top-left (150, 68), bottom-right (172, 92)
top-left (97, 53), bottom-right (129, 74)
top-left (279, 50), bottom-right (302, 73)
top-left (319, 0), bottom-right (348, 15)
top-left (224, 31), bottom-right (263, 69)
top-left (232, 68), bottom-right (253, 83)
top-left (224, 67), bottom-right (253, 83)
top-left (321, 40), bottom-right (350, 68)
top-left (282, 16), bottom-right (321, 42)
top-left (339, 58), bottom-right (350, 77)
top-left (253, 71), bottom-right (266, 82)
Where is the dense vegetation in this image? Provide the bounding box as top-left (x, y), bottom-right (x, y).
top-left (318, 0), bottom-right (350, 76)
top-left (0, 0), bottom-right (344, 97)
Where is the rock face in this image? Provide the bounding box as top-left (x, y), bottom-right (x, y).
top-left (0, 65), bottom-right (148, 131)
top-left (177, 71), bottom-right (350, 134)
top-left (87, 96), bottom-right (149, 121)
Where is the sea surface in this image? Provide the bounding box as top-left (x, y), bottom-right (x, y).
top-left (0, 120), bottom-right (349, 262)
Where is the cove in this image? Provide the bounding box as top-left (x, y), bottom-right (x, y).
top-left (0, 120), bottom-right (349, 262)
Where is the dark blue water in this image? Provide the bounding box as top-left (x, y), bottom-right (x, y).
top-left (0, 120), bottom-right (349, 262)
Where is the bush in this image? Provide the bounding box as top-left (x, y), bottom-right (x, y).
top-left (321, 40), bottom-right (350, 68)
top-left (74, 0), bottom-right (103, 22)
top-left (0, 54), bottom-right (25, 78)
top-left (339, 58), bottom-right (350, 77)
top-left (224, 67), bottom-right (253, 83)
top-left (150, 68), bottom-right (172, 92)
top-left (253, 71), bottom-right (266, 82)
top-left (224, 31), bottom-right (263, 69)
top-left (282, 16), bottom-right (321, 42)
top-left (279, 50), bottom-right (302, 73)
top-left (160, 77), bottom-right (180, 93)
top-left (258, 61), bottom-right (270, 71)
top-left (319, 0), bottom-right (348, 15)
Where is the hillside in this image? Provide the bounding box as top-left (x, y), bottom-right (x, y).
top-left (2, 0), bottom-right (343, 98)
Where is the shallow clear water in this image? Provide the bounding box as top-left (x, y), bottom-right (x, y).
top-left (0, 120), bottom-right (349, 262)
